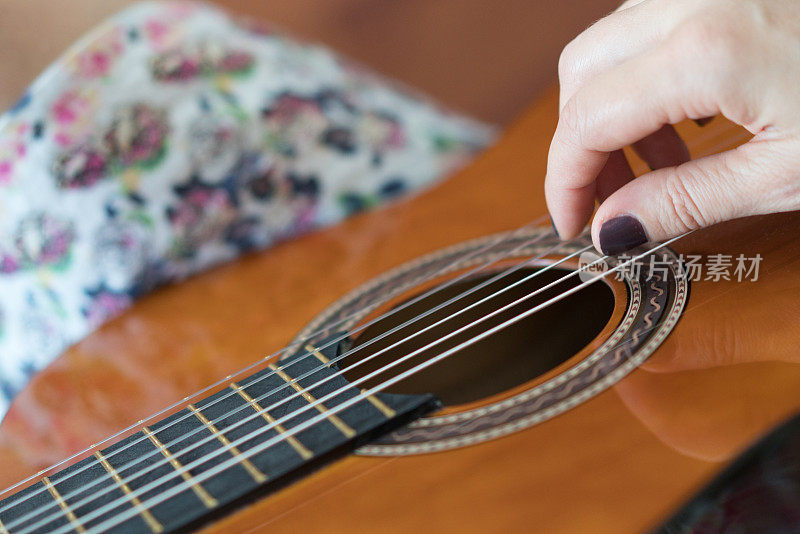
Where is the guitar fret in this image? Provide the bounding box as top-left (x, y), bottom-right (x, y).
top-left (142, 427), bottom-right (218, 509)
top-left (43, 476), bottom-right (86, 533)
top-left (304, 345), bottom-right (331, 364)
top-left (305, 344), bottom-right (396, 418)
top-left (360, 389), bottom-right (397, 418)
top-left (94, 451), bottom-right (164, 533)
top-left (268, 363), bottom-right (357, 438)
top-left (186, 404), bottom-right (268, 484)
top-left (230, 382), bottom-right (313, 460)
top-left (0, 330), bottom-right (440, 534)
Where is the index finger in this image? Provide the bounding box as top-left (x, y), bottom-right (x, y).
top-left (545, 43), bottom-right (720, 239)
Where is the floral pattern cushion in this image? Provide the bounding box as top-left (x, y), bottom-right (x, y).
top-left (0, 1), bottom-right (493, 418)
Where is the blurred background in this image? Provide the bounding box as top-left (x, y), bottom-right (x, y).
top-left (1, 0), bottom-right (619, 124)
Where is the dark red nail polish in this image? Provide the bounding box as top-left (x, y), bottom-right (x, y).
top-left (599, 215), bottom-right (648, 255)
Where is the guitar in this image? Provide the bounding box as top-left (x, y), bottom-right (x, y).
top-left (0, 86), bottom-right (798, 533)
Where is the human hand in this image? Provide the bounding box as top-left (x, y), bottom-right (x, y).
top-left (546, 0), bottom-right (800, 254)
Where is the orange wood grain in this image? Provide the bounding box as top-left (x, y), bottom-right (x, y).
top-left (1, 87), bottom-right (800, 533)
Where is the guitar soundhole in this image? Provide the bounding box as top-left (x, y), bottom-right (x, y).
top-left (344, 267), bottom-right (615, 406)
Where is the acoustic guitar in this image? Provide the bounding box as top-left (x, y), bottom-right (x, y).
top-left (0, 86), bottom-right (798, 533)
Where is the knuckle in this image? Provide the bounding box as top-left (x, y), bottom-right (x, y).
top-left (557, 39), bottom-right (583, 86)
top-left (660, 172), bottom-right (713, 231)
top-left (558, 96), bottom-right (588, 146)
top-left (663, 9), bottom-right (755, 121)
top-left (668, 12), bottom-right (741, 77)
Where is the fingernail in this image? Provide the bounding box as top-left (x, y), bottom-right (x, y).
top-left (598, 215), bottom-right (648, 255)
top-left (550, 219), bottom-right (560, 239)
top-left (693, 117), bottom-right (713, 127)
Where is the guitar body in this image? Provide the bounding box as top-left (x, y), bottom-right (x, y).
top-left (1, 88), bottom-right (799, 533)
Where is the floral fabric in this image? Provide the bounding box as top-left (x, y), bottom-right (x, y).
top-left (0, 1), bottom-right (493, 418)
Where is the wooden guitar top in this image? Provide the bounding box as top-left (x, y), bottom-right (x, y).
top-left (1, 87), bottom-right (799, 533)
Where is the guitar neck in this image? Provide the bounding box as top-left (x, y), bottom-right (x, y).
top-left (0, 336), bottom-right (439, 534)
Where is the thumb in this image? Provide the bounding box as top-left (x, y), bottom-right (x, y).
top-left (591, 143), bottom-right (790, 255)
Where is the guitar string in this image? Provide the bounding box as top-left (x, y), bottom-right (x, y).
top-left (62, 234), bottom-right (689, 534)
top-left (19, 236), bottom-right (619, 533)
top-left (0, 219), bottom-right (550, 510)
top-left (0, 117), bottom-right (747, 507)
top-left (3, 119), bottom-right (744, 529)
top-left (4, 230), bottom-right (587, 532)
top-left (0, 215), bottom-right (548, 508)
top-left (2, 228), bottom-right (577, 528)
top-left (0, 117), bottom-right (735, 506)
top-left (2, 119), bottom-right (745, 529)
top-left (16, 235), bottom-right (631, 534)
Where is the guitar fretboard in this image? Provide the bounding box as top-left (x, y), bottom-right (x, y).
top-left (0, 336), bottom-right (439, 533)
